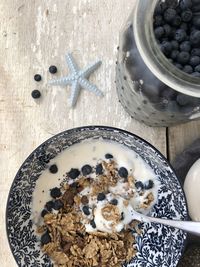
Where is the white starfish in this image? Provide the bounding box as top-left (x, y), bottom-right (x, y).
top-left (49, 53), bottom-right (103, 107)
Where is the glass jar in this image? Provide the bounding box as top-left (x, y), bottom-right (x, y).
top-left (116, 0), bottom-right (200, 127)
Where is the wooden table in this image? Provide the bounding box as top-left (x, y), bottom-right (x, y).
top-left (0, 1), bottom-right (200, 266)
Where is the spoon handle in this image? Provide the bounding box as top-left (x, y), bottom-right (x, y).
top-left (143, 215), bottom-right (200, 236)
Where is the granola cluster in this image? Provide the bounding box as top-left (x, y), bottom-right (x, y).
top-left (38, 155), bottom-right (156, 266)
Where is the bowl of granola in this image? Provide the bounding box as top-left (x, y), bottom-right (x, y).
top-left (6, 126), bottom-right (188, 267)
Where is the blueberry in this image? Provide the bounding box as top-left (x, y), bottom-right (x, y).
top-left (170, 50), bottom-right (179, 60)
top-left (154, 3), bottom-right (162, 15)
top-left (181, 9), bottom-right (193, 22)
top-left (144, 180), bottom-right (154, 190)
top-left (34, 74), bottom-right (42, 82)
top-left (50, 187), bottom-right (61, 198)
top-left (53, 199), bottom-right (64, 210)
top-left (191, 48), bottom-right (200, 56)
top-left (31, 89), bottom-right (41, 99)
top-left (105, 153), bottom-right (113, 159)
top-left (176, 94), bottom-right (190, 106)
top-left (192, 3), bottom-right (200, 12)
top-left (171, 40), bottom-right (179, 50)
top-left (45, 200), bottom-right (54, 212)
top-left (175, 29), bottom-right (187, 42)
top-left (97, 192), bottom-right (106, 201)
top-left (161, 87), bottom-right (177, 100)
top-left (120, 212), bottom-right (125, 221)
top-left (163, 24), bottom-right (172, 37)
top-left (82, 205), bottom-right (90, 216)
top-left (191, 72), bottom-right (200, 78)
top-left (192, 17), bottom-right (200, 29)
top-left (81, 195), bottom-right (89, 205)
top-left (180, 41), bottom-right (191, 52)
top-left (135, 181), bottom-right (144, 191)
top-left (118, 167), bottom-right (128, 179)
top-left (81, 165), bottom-right (92, 176)
top-left (68, 168), bottom-right (80, 179)
top-left (160, 41), bottom-right (172, 56)
top-left (49, 164), bottom-right (58, 174)
top-left (190, 56), bottom-right (200, 67)
top-left (177, 51), bottom-right (190, 64)
top-left (190, 30), bottom-right (200, 46)
top-left (110, 199), bottom-right (118, 205)
top-left (41, 209), bottom-right (48, 217)
top-left (174, 63), bottom-right (183, 70)
top-left (172, 16), bottom-right (182, 26)
top-left (180, 0), bottom-right (192, 10)
top-left (195, 65), bottom-right (200, 72)
top-left (154, 26), bottom-right (165, 40)
top-left (154, 15), bottom-right (164, 27)
top-left (90, 219), bottom-right (96, 229)
top-left (164, 8), bottom-right (176, 22)
top-left (180, 22), bottom-right (188, 31)
top-left (41, 231), bottom-right (51, 246)
top-left (49, 65), bottom-right (57, 74)
top-left (183, 65), bottom-right (193, 74)
top-left (96, 163), bottom-right (103, 175)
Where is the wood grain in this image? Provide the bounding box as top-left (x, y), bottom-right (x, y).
top-left (0, 1), bottom-right (166, 266)
top-left (168, 121), bottom-right (200, 162)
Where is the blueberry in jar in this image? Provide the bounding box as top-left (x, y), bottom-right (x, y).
top-left (177, 51), bottom-right (190, 64)
top-left (163, 8), bottom-right (177, 22)
top-left (175, 29), bottom-right (187, 43)
top-left (180, 41), bottom-right (191, 52)
top-left (190, 56), bottom-right (200, 67)
top-left (183, 65), bottom-right (193, 74)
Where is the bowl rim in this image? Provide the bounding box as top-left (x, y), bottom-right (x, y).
top-left (6, 125), bottom-right (189, 266)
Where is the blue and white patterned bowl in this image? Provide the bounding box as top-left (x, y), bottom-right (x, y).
top-left (6, 126), bottom-right (188, 267)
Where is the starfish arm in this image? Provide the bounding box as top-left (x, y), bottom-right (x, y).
top-left (79, 77), bottom-right (103, 97)
top-left (69, 81), bottom-right (81, 107)
top-left (65, 53), bottom-right (79, 74)
top-left (80, 60), bottom-right (102, 77)
top-left (49, 75), bottom-right (74, 86)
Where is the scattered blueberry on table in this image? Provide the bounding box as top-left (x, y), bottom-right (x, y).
top-left (49, 65), bottom-right (57, 74)
top-left (31, 89), bottom-right (41, 99)
top-left (34, 74), bottom-right (42, 82)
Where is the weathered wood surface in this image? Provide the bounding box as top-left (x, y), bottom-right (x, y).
top-left (1, 0), bottom-right (199, 266)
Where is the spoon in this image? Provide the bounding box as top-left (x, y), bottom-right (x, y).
top-left (129, 207), bottom-right (200, 236)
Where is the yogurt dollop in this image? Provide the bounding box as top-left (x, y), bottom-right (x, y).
top-left (184, 159), bottom-right (200, 221)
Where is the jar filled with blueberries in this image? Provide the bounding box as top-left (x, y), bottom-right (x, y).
top-left (116, 0), bottom-right (200, 127)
